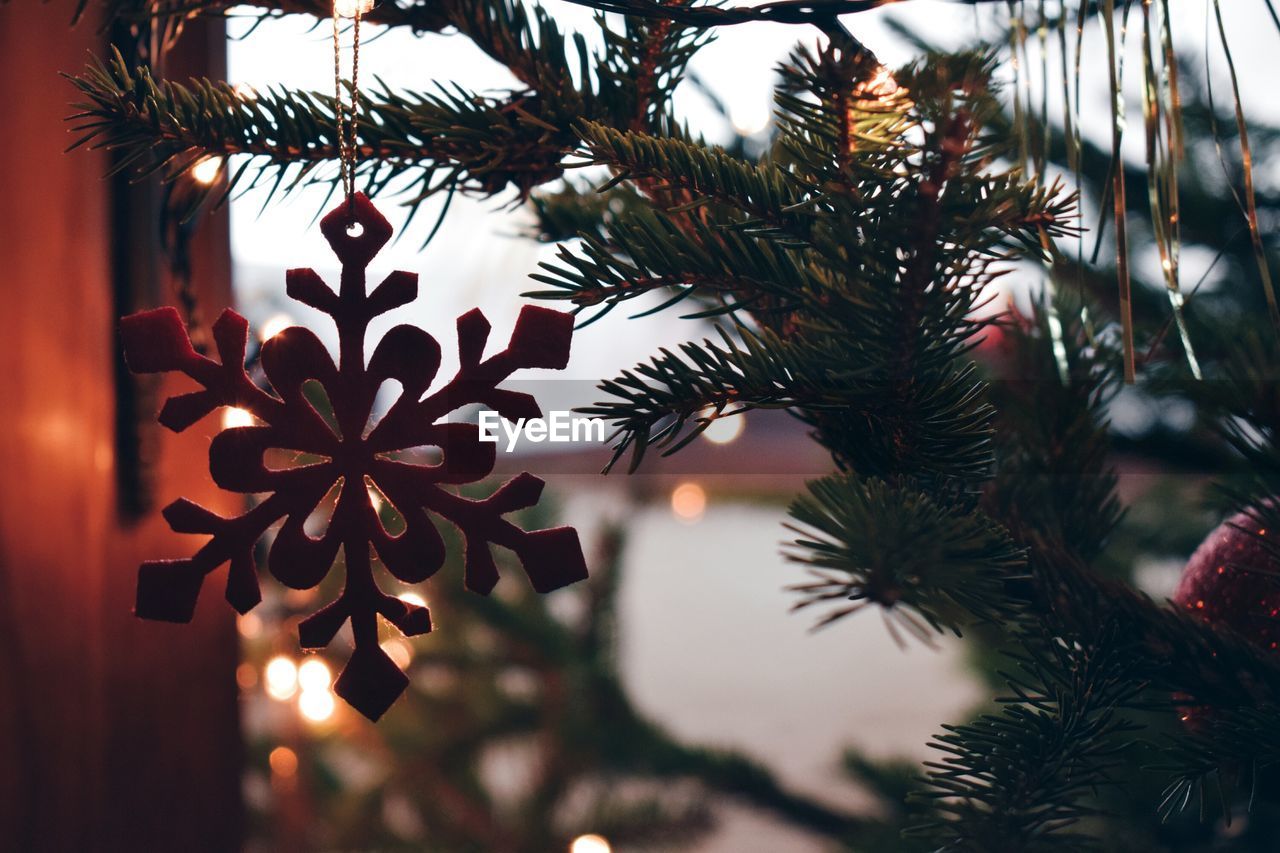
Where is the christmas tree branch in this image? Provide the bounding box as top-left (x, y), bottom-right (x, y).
top-left (528, 208), bottom-right (815, 318)
top-left (787, 475), bottom-right (1025, 636)
top-left (65, 2), bottom-right (722, 212)
top-left (911, 623), bottom-right (1144, 851)
top-left (902, 303), bottom-right (1280, 840)
top-left (572, 122), bottom-right (811, 232)
top-left (66, 48), bottom-right (581, 216)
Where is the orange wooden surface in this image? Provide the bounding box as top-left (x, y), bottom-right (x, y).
top-left (0, 8), bottom-right (242, 850)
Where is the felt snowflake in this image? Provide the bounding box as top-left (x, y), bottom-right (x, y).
top-left (121, 193), bottom-right (588, 720)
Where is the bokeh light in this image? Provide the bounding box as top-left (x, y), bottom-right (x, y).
top-left (670, 482), bottom-right (707, 523)
top-left (299, 688), bottom-right (336, 723)
top-left (701, 410), bottom-right (745, 445)
top-left (222, 407), bottom-right (256, 429)
top-left (570, 834), bottom-right (611, 853)
top-left (191, 156), bottom-right (222, 185)
top-left (264, 656), bottom-right (298, 701)
top-left (268, 746), bottom-right (298, 778)
top-left (398, 592), bottom-right (427, 609)
top-left (297, 658), bottom-right (332, 693)
top-left (258, 313), bottom-right (293, 342)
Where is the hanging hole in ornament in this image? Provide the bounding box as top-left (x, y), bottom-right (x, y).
top-left (346, 221), bottom-right (365, 238)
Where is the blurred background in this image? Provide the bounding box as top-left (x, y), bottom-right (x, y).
top-left (3, 0), bottom-right (1280, 850)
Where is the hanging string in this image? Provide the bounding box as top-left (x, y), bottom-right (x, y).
top-left (332, 0), bottom-right (364, 216)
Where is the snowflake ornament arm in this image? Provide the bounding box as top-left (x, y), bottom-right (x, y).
top-left (121, 193), bottom-right (588, 720)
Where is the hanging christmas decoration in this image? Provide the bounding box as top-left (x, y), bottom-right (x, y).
top-left (119, 3), bottom-right (587, 721)
top-left (1174, 509), bottom-right (1280, 654)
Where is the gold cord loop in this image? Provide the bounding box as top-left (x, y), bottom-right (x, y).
top-left (332, 2), bottom-right (363, 215)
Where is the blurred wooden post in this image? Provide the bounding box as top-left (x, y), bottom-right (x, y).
top-left (0, 6), bottom-right (242, 851)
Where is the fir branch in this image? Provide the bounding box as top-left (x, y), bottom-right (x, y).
top-left (1155, 704), bottom-right (1280, 822)
top-left (572, 121), bottom-right (812, 232)
top-left (65, 49), bottom-right (576, 215)
top-left (786, 475), bottom-right (1026, 636)
top-left (528, 207), bottom-right (816, 317)
top-left (911, 625), bottom-right (1144, 851)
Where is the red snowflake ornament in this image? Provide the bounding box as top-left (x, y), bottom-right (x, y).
top-left (121, 192), bottom-right (588, 720)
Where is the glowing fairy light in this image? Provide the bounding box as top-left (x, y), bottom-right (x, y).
top-left (222, 407), bottom-right (256, 429)
top-left (297, 658), bottom-right (332, 693)
top-left (259, 313), bottom-right (294, 342)
top-left (729, 99), bottom-right (771, 136)
top-left (191, 156), bottom-right (222, 186)
top-left (865, 66), bottom-right (898, 96)
top-left (570, 835), bottom-right (611, 853)
top-left (264, 655), bottom-right (299, 701)
top-left (236, 663), bottom-right (258, 689)
top-left (670, 482), bottom-right (707, 523)
top-left (398, 592), bottom-right (427, 609)
top-left (237, 612), bottom-right (262, 639)
top-left (269, 746), bottom-right (298, 778)
top-left (299, 687), bottom-right (337, 723)
top-left (701, 408), bottom-right (744, 445)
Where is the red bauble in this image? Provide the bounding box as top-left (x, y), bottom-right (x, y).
top-left (1174, 510), bottom-right (1280, 654)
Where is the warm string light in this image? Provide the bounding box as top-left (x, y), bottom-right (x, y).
top-left (729, 100), bottom-right (771, 137)
top-left (260, 654), bottom-right (339, 721)
top-left (236, 663), bottom-right (258, 689)
top-left (258, 313), bottom-right (294, 342)
top-left (190, 156), bottom-right (223, 185)
top-left (297, 657), bottom-right (336, 723)
top-left (222, 407), bottom-right (256, 429)
top-left (570, 835), bottom-right (612, 853)
top-left (397, 592), bottom-right (427, 609)
top-left (298, 658), bottom-right (332, 692)
top-left (237, 612), bottom-right (262, 638)
top-left (700, 407), bottom-right (744, 445)
top-left (671, 482), bottom-right (707, 523)
top-left (299, 688), bottom-right (337, 723)
top-left (265, 656), bottom-right (299, 701)
top-left (862, 66), bottom-right (899, 98)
